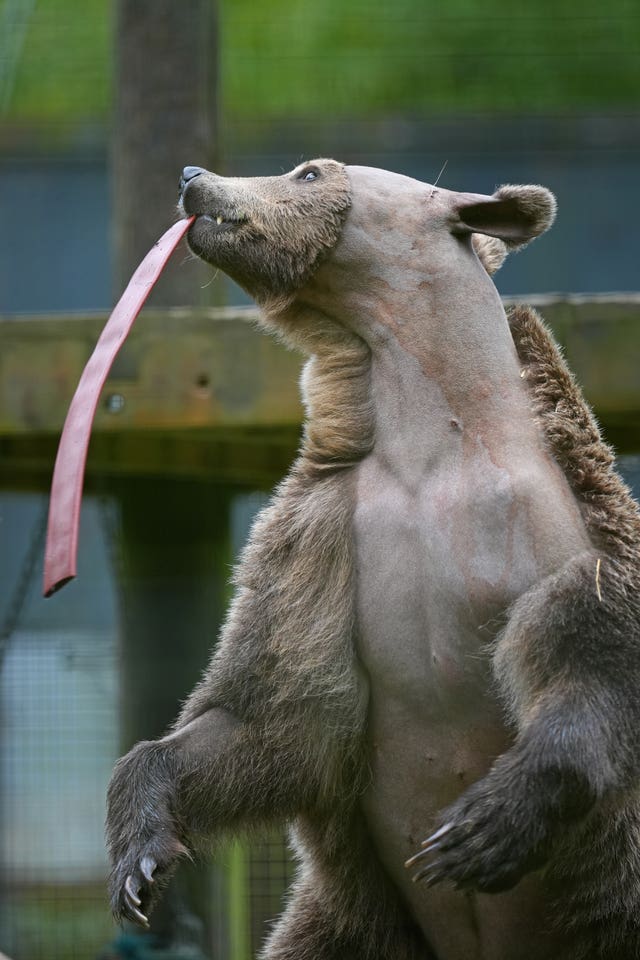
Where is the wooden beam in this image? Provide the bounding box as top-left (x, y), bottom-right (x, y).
top-left (0, 307), bottom-right (301, 435)
top-left (113, 0), bottom-right (219, 305)
top-left (1, 297), bottom-right (638, 485)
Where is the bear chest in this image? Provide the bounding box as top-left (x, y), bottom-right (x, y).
top-left (352, 451), bottom-right (576, 709)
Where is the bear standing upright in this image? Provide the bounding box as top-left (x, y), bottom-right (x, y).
top-left (107, 159), bottom-right (640, 960)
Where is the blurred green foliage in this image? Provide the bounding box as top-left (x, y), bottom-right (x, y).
top-left (2, 0), bottom-right (110, 120)
top-left (223, 0), bottom-right (640, 116)
top-left (2, 0), bottom-right (639, 124)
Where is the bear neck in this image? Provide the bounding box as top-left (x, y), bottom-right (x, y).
top-left (289, 255), bottom-right (542, 485)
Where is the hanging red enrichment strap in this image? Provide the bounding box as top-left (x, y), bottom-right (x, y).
top-left (43, 217), bottom-right (195, 598)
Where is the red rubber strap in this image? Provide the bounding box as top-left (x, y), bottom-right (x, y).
top-left (43, 217), bottom-right (195, 597)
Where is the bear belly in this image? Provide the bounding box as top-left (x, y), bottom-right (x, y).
top-left (352, 452), bottom-right (588, 958)
top-left (360, 701), bottom-right (565, 960)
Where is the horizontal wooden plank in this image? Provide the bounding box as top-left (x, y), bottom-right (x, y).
top-left (0, 307), bottom-right (302, 435)
top-left (1, 297), bottom-right (639, 482)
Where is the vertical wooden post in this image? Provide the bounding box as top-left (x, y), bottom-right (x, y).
top-left (113, 0), bottom-right (220, 305)
top-left (112, 477), bottom-right (233, 955)
top-left (110, 3), bottom-right (225, 955)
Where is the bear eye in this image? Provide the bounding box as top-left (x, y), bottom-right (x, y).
top-left (298, 168), bottom-right (319, 182)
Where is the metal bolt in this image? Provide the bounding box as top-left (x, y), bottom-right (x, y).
top-left (105, 393), bottom-right (126, 413)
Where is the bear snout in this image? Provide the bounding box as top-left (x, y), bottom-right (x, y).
top-left (178, 165), bottom-right (205, 199)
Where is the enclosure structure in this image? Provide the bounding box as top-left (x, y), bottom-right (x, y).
top-left (2, 1), bottom-right (640, 955)
top-left (1, 304), bottom-right (301, 960)
top-left (1, 297), bottom-right (639, 959)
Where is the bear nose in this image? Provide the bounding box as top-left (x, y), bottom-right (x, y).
top-left (179, 166), bottom-right (205, 195)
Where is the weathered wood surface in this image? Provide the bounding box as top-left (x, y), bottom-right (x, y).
top-left (1, 297), bottom-right (638, 485)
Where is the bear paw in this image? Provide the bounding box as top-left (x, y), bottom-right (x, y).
top-left (109, 831), bottom-right (192, 926)
top-left (405, 776), bottom-right (549, 894)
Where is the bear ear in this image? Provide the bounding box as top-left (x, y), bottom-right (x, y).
top-left (472, 234), bottom-right (508, 275)
top-left (455, 184), bottom-right (557, 250)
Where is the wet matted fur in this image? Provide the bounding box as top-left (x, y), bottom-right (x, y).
top-left (504, 305), bottom-right (640, 959)
top-left (107, 161), bottom-right (640, 959)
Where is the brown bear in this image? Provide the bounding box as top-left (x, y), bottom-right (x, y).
top-left (106, 159), bottom-right (640, 960)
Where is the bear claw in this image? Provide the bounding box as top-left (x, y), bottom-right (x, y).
top-left (422, 822), bottom-right (454, 849)
top-left (123, 876), bottom-right (150, 927)
top-left (404, 821), bottom-right (453, 874)
top-left (411, 863), bottom-right (442, 885)
top-left (125, 875), bottom-right (141, 906)
top-left (141, 855), bottom-right (157, 883)
top-left (404, 842), bottom-right (441, 869)
top-left (122, 873), bottom-right (151, 927)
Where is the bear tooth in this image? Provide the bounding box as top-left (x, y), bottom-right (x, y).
top-left (216, 216), bottom-right (223, 225)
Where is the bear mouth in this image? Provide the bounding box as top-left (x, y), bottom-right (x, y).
top-left (198, 212), bottom-right (247, 234)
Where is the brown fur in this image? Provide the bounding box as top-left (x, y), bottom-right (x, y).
top-left (183, 160), bottom-right (351, 303)
top-left (472, 234), bottom-right (508, 275)
top-left (493, 184), bottom-right (558, 246)
top-left (507, 304), bottom-right (640, 561)
top-left (106, 161), bottom-right (640, 959)
top-left (261, 303), bottom-right (375, 472)
top-left (499, 305), bottom-right (640, 959)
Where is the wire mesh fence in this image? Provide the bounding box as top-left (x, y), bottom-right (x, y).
top-left (1, 627), bottom-right (118, 960)
top-left (246, 833), bottom-right (295, 956)
top-left (0, 488), bottom-right (298, 960)
top-left (3, 1), bottom-right (639, 130)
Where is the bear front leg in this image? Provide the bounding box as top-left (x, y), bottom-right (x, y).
top-left (407, 550), bottom-right (640, 893)
top-left (405, 713), bottom-right (603, 893)
top-left (106, 705), bottom-right (303, 926)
